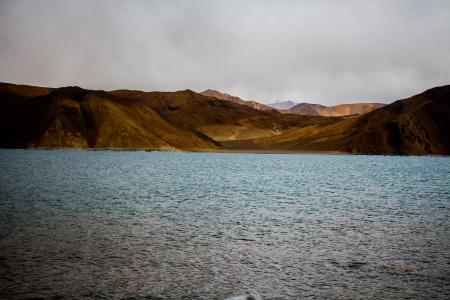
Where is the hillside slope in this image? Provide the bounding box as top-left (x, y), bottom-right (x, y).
top-left (286, 102), bottom-right (385, 116)
top-left (0, 84), bottom-right (218, 150)
top-left (200, 89), bottom-right (275, 112)
top-left (111, 89), bottom-right (337, 141)
top-left (1, 83), bottom-right (448, 155)
top-left (0, 83), bottom-right (338, 149)
top-left (232, 85), bottom-right (450, 155)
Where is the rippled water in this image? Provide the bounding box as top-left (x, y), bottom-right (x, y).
top-left (0, 150), bottom-right (449, 299)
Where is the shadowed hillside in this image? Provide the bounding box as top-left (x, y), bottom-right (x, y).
top-left (225, 85), bottom-right (450, 155)
top-left (1, 82), bottom-right (448, 155)
top-left (0, 84), bottom-right (218, 150)
top-left (0, 83), bottom-right (337, 149)
top-left (111, 89), bottom-right (336, 141)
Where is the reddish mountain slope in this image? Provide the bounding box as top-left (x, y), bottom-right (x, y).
top-left (1, 82), bottom-right (448, 155)
top-left (286, 102), bottom-right (385, 116)
top-left (230, 85), bottom-right (450, 155)
top-left (200, 89), bottom-right (275, 112)
top-left (111, 89), bottom-right (337, 141)
top-left (0, 83), bottom-right (337, 149)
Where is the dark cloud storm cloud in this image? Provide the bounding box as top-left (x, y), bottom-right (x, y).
top-left (1, 0), bottom-right (449, 104)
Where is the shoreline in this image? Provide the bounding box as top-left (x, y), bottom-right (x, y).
top-left (1, 147), bottom-right (448, 157)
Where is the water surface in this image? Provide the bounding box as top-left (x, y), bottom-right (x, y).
top-left (0, 150), bottom-right (449, 299)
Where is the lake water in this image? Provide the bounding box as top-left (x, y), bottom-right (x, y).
top-left (0, 150), bottom-right (449, 299)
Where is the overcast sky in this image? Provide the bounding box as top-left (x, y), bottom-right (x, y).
top-left (1, 0), bottom-right (449, 104)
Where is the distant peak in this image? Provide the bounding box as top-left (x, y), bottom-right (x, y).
top-left (200, 89), bottom-right (275, 112)
top-left (267, 100), bottom-right (298, 110)
top-left (202, 89), bottom-right (219, 93)
top-left (201, 89), bottom-right (232, 97)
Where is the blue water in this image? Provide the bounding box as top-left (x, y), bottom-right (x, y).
top-left (0, 150), bottom-right (449, 299)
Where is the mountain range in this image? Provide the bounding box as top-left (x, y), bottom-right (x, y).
top-left (1, 82), bottom-right (449, 155)
top-left (208, 93), bottom-right (385, 117)
top-left (200, 89), bottom-right (275, 112)
top-left (283, 102), bottom-right (385, 116)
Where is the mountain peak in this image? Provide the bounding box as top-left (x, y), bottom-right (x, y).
top-left (200, 89), bottom-right (275, 112)
top-left (268, 100), bottom-right (298, 110)
top-left (2, 82), bottom-right (449, 155)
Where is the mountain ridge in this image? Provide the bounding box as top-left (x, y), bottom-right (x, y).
top-left (0, 82), bottom-right (336, 149)
top-left (1, 82), bottom-right (448, 155)
top-left (267, 100), bottom-right (298, 110)
top-left (203, 89), bottom-right (385, 117)
top-left (224, 85), bottom-right (450, 155)
top-left (200, 89), bottom-right (276, 112)
top-left (285, 102), bottom-right (386, 116)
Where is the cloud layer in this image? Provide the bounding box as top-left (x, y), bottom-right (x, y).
top-left (1, 0), bottom-right (449, 104)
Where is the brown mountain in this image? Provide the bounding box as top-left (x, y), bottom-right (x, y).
top-left (110, 89), bottom-right (336, 141)
top-left (1, 82), bottom-right (448, 155)
top-left (200, 89), bottom-right (275, 112)
top-left (0, 84), bottom-right (220, 150)
top-left (286, 102), bottom-right (385, 116)
top-left (225, 85), bottom-right (450, 155)
top-left (0, 83), bottom-right (336, 149)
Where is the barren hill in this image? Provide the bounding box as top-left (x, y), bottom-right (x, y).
top-left (200, 89), bottom-right (275, 112)
top-left (0, 84), bottom-right (219, 150)
top-left (0, 83), bottom-right (336, 149)
top-left (286, 102), bottom-right (385, 116)
top-left (1, 82), bottom-right (448, 155)
top-left (226, 86), bottom-right (450, 155)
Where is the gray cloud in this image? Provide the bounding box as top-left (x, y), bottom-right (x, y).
top-left (1, 0), bottom-right (449, 104)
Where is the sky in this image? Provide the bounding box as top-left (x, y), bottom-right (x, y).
top-left (1, 0), bottom-right (450, 105)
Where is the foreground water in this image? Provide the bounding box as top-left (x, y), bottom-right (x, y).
top-left (0, 150), bottom-right (449, 299)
